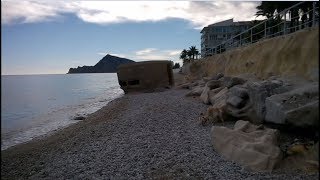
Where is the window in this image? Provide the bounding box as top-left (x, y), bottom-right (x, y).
top-left (128, 80), bottom-right (139, 85)
top-left (223, 27), bottom-right (227, 33)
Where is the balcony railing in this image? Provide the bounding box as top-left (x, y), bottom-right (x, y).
top-left (203, 1), bottom-right (319, 57)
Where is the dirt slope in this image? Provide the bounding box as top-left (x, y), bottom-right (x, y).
top-left (190, 27), bottom-right (319, 81)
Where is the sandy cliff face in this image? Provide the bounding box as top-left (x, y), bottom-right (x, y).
top-left (189, 27), bottom-right (319, 81)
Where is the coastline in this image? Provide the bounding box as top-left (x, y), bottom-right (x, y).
top-left (2, 85), bottom-right (318, 179)
top-left (1, 73), bottom-right (124, 151)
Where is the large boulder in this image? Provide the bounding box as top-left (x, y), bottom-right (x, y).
top-left (200, 80), bottom-right (223, 104)
top-left (229, 85), bottom-right (249, 99)
top-left (185, 86), bottom-right (205, 97)
top-left (177, 82), bottom-right (191, 89)
top-left (200, 86), bottom-right (211, 104)
top-left (206, 80), bottom-right (223, 89)
top-left (246, 80), bottom-right (285, 123)
top-left (210, 87), bottom-right (229, 108)
top-left (226, 96), bottom-right (245, 108)
top-left (202, 73), bottom-right (224, 82)
top-left (208, 87), bottom-right (225, 105)
top-left (211, 120), bottom-right (282, 172)
top-left (265, 83), bottom-right (319, 129)
top-left (227, 85), bottom-right (249, 108)
top-left (221, 76), bottom-right (247, 88)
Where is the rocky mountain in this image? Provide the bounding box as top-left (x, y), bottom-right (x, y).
top-left (67, 54), bottom-right (135, 74)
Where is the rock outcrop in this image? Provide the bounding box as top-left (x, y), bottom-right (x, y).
top-left (265, 83), bottom-right (319, 129)
top-left (67, 54), bottom-right (135, 74)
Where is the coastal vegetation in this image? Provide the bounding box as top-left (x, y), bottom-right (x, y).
top-left (180, 46), bottom-right (200, 65)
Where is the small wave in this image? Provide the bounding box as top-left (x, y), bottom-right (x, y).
top-left (1, 90), bottom-right (124, 151)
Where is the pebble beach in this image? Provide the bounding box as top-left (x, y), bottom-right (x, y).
top-left (1, 83), bottom-right (319, 179)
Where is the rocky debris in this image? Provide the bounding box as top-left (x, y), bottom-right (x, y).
top-left (187, 73), bottom-right (318, 130)
top-left (73, 115), bottom-right (86, 120)
top-left (199, 106), bottom-right (226, 126)
top-left (265, 83), bottom-right (319, 129)
top-left (279, 140), bottom-right (319, 173)
top-left (211, 120), bottom-right (283, 172)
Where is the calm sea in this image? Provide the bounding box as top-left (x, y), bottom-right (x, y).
top-left (1, 73), bottom-right (124, 150)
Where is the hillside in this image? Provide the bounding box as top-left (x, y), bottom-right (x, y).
top-left (184, 27), bottom-right (319, 81)
top-left (67, 54), bottom-right (135, 74)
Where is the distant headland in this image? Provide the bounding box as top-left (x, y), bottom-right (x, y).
top-left (67, 54), bottom-right (135, 74)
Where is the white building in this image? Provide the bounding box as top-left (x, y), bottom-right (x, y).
top-left (200, 19), bottom-right (252, 57)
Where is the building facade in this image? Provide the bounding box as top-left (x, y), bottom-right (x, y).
top-left (200, 19), bottom-right (252, 57)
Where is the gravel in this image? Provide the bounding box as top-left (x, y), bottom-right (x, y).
top-left (1, 89), bottom-right (318, 179)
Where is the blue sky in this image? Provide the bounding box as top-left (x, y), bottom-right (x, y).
top-left (1, 1), bottom-right (262, 75)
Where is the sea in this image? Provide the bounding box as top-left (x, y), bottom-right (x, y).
top-left (1, 73), bottom-right (124, 150)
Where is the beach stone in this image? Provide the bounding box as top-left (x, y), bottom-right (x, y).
top-left (247, 80), bottom-right (284, 123)
top-left (196, 80), bottom-right (206, 87)
top-left (229, 86), bottom-right (249, 99)
top-left (74, 116), bottom-right (86, 120)
top-left (211, 120), bottom-right (282, 172)
top-left (222, 76), bottom-right (246, 88)
top-left (227, 96), bottom-right (245, 108)
top-left (177, 83), bottom-right (190, 89)
top-left (185, 86), bottom-right (204, 97)
top-left (208, 87), bottom-right (224, 105)
top-left (265, 83), bottom-right (319, 128)
top-left (285, 101), bottom-right (319, 128)
top-left (188, 82), bottom-right (199, 89)
top-left (203, 73), bottom-right (224, 82)
top-left (206, 80), bottom-right (223, 89)
top-left (200, 86), bottom-right (210, 104)
top-left (211, 87), bottom-right (228, 108)
top-left (200, 80), bottom-right (223, 104)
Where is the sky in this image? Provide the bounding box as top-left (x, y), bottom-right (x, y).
top-left (1, 0), bottom-right (265, 75)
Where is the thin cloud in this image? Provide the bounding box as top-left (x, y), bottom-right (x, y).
top-left (2, 1), bottom-right (263, 29)
top-left (164, 50), bottom-right (181, 56)
top-left (135, 48), bottom-right (157, 56)
top-left (133, 48), bottom-right (182, 61)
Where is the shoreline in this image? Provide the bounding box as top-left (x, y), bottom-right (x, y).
top-left (1, 86), bottom-right (318, 179)
top-left (1, 93), bottom-right (124, 151)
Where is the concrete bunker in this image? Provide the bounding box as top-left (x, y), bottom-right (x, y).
top-left (117, 61), bottom-right (174, 93)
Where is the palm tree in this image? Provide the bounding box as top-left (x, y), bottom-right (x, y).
top-left (180, 49), bottom-right (189, 65)
top-left (188, 46), bottom-right (199, 60)
top-left (180, 49), bottom-right (188, 60)
top-left (255, 1), bottom-right (276, 18)
top-left (187, 50), bottom-right (193, 60)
